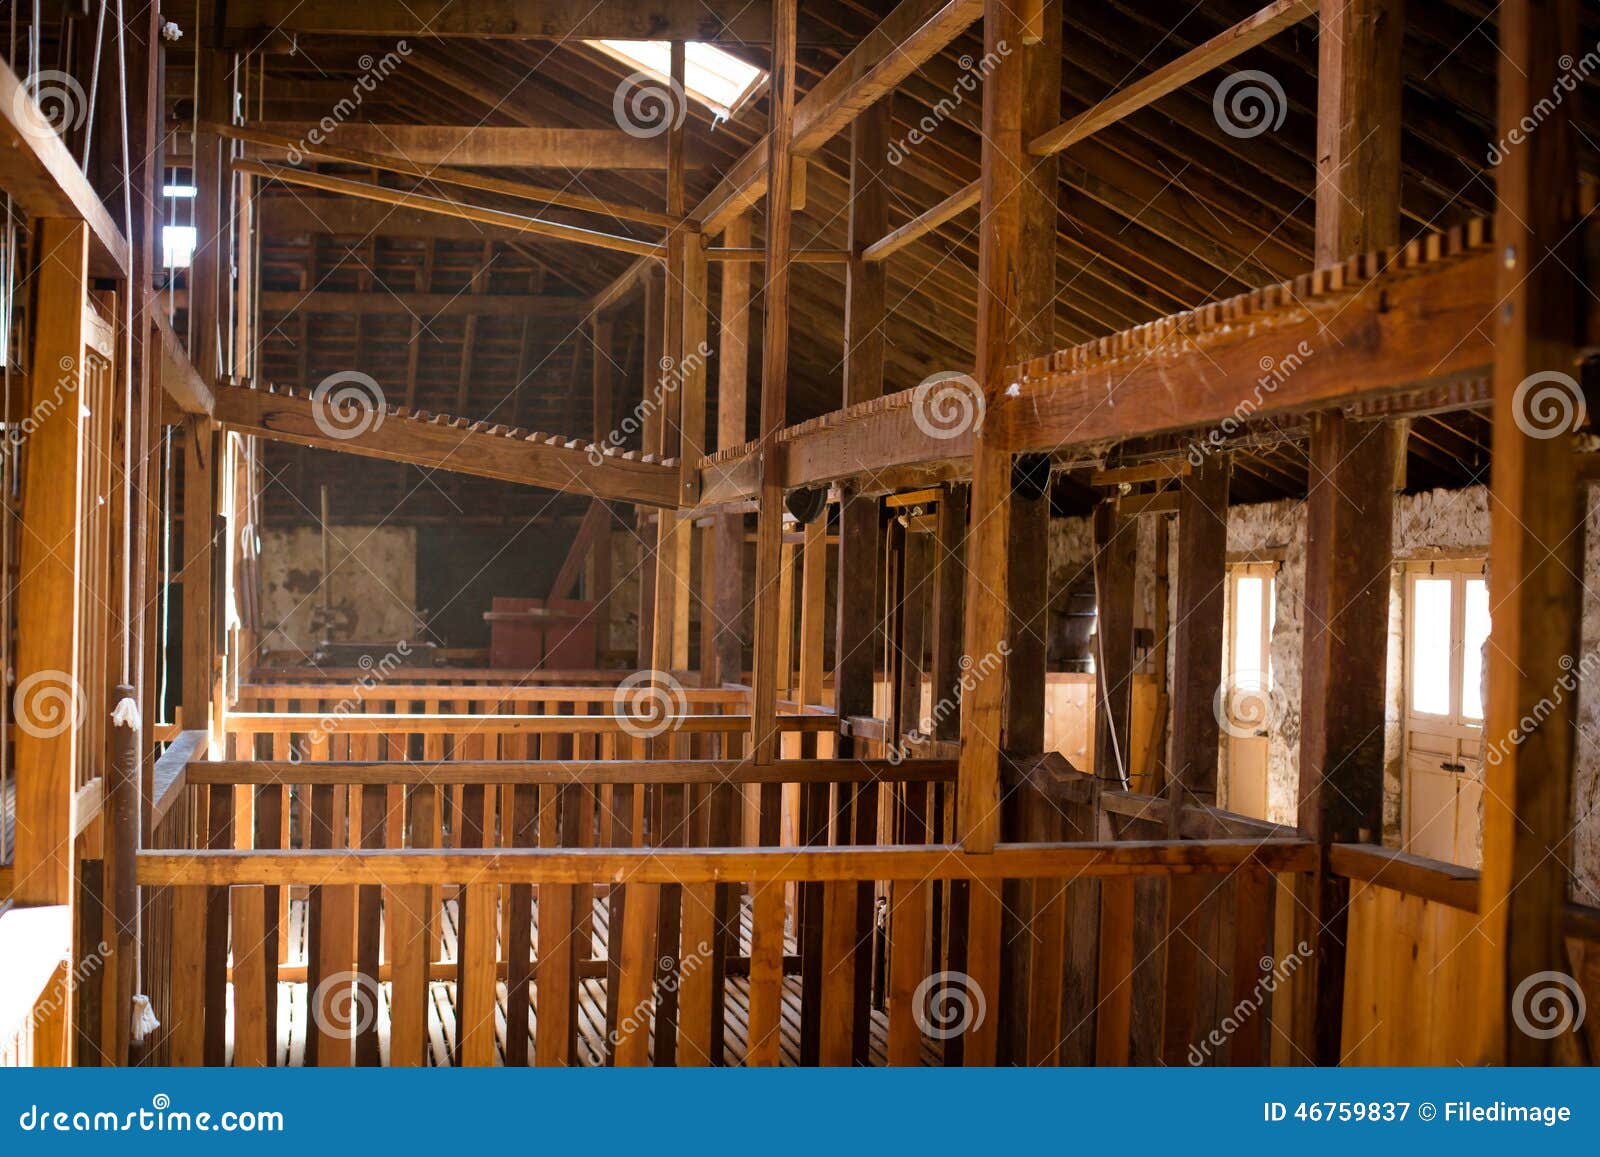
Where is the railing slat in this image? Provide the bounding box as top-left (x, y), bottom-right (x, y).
top-left (1093, 876), bottom-right (1135, 1065)
top-left (676, 881), bottom-right (718, 1065)
top-left (230, 885), bottom-right (269, 1066)
top-left (886, 879), bottom-right (928, 1066)
top-left (533, 882), bottom-right (577, 1066)
top-left (169, 885), bottom-right (207, 1065)
top-left (818, 879), bottom-right (858, 1065)
top-left (611, 881), bottom-right (660, 1067)
top-left (962, 884), bottom-right (1002, 1065)
top-left (746, 881), bottom-right (786, 1066)
top-left (457, 883), bottom-right (500, 1067)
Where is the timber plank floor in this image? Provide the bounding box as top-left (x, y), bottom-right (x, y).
top-left (234, 891), bottom-right (937, 1066)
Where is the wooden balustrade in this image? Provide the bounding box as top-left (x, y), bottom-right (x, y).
top-left (136, 838), bottom-right (1310, 1067)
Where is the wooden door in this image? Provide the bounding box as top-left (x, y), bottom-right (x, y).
top-left (1221, 562), bottom-right (1277, 820)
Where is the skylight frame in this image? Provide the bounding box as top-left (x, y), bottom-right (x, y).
top-left (590, 40), bottom-right (766, 120)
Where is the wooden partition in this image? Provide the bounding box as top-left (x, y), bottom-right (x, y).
top-left (1340, 879), bottom-right (1491, 1064)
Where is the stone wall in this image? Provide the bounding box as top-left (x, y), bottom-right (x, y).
top-left (1045, 483), bottom-right (1599, 906)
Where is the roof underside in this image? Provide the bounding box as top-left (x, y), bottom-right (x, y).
top-left (154, 0), bottom-right (1593, 518)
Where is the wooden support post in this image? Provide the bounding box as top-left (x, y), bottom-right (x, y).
top-left (834, 92), bottom-right (892, 751)
top-left (635, 268), bottom-right (665, 664)
top-left (12, 219), bottom-right (88, 905)
top-left (1092, 502), bottom-right (1138, 785)
top-left (1291, 0), bottom-right (1404, 1066)
top-left (102, 685), bottom-right (140, 1065)
top-left (958, 0), bottom-right (1028, 854)
top-left (679, 233), bottom-right (708, 505)
top-left (182, 416), bottom-right (217, 735)
top-left (930, 484), bottom-right (969, 744)
top-left (710, 213), bottom-right (752, 687)
top-left (1003, 0), bottom-right (1059, 759)
top-left (844, 99), bottom-right (890, 406)
top-left (1167, 456), bottom-right (1231, 819)
top-left (749, 0), bottom-right (798, 769)
top-left (192, 44), bottom-right (232, 383)
top-left (1476, 0), bottom-right (1583, 1066)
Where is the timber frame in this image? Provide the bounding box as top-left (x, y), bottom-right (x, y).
top-left (1, 0), bottom-right (1597, 1071)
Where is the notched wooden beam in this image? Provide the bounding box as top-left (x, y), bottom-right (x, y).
top-left (213, 383), bottom-right (680, 507)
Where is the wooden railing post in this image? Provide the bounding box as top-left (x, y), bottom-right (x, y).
top-left (12, 219), bottom-right (89, 906)
top-left (101, 684), bottom-right (140, 1066)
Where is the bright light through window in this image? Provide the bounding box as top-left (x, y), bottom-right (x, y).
top-left (163, 225), bottom-right (197, 269)
top-left (163, 183), bottom-right (198, 198)
top-left (591, 41), bottom-right (765, 118)
top-left (1410, 577), bottom-right (1454, 715)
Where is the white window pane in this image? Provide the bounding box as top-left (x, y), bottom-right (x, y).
top-left (1461, 578), bottom-right (1490, 721)
top-left (162, 225), bottom-right (196, 269)
top-left (1410, 577), bottom-right (1453, 715)
top-left (593, 40), bottom-right (764, 116)
top-left (1232, 575), bottom-right (1265, 684)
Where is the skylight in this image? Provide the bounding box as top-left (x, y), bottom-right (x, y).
top-left (591, 41), bottom-right (765, 119)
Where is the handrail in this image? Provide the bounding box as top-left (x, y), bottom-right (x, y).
top-left (187, 757), bottom-right (955, 786)
top-left (1329, 842), bottom-right (1600, 947)
top-left (238, 682), bottom-right (756, 704)
top-left (150, 729), bottom-right (208, 826)
top-left (222, 711), bottom-right (838, 735)
top-left (136, 838), bottom-right (1319, 887)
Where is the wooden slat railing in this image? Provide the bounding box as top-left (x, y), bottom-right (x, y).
top-left (136, 838), bottom-right (1312, 1067)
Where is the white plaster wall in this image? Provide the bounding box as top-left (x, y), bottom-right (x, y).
top-left (260, 525), bottom-right (421, 656)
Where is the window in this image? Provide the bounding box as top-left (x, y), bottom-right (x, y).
top-left (162, 226), bottom-right (197, 270)
top-left (162, 169), bottom-right (197, 270)
top-left (591, 41), bottom-right (765, 119)
top-left (1405, 560), bottom-right (1489, 725)
top-left (1401, 558), bottom-right (1489, 868)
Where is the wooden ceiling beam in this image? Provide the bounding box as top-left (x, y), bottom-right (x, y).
top-left (0, 56), bottom-right (129, 276)
top-left (213, 123), bottom-right (682, 229)
top-left (239, 162), bottom-right (665, 258)
top-left (214, 384), bottom-right (680, 507)
top-left (239, 123), bottom-right (679, 169)
top-left (219, 0), bottom-right (853, 44)
top-left (1031, 0), bottom-right (1319, 156)
top-left (698, 230), bottom-right (1501, 503)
